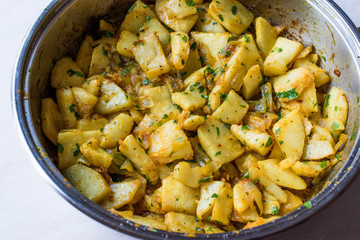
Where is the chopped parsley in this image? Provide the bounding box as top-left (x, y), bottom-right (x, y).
top-left (67, 69), bottom-right (84, 77)
top-left (304, 201), bottom-right (312, 209)
top-left (244, 35), bottom-right (250, 43)
top-left (242, 125), bottom-right (250, 131)
top-left (216, 127), bottom-right (220, 136)
top-left (279, 141), bottom-right (284, 145)
top-left (331, 121), bottom-right (340, 130)
top-left (320, 160), bottom-right (328, 168)
top-left (73, 143), bottom-right (80, 157)
top-left (272, 206), bottom-right (279, 215)
top-left (276, 88), bottom-right (300, 100)
top-left (182, 36), bottom-right (187, 42)
top-left (211, 193), bottom-right (218, 198)
top-left (218, 14), bottom-right (224, 21)
top-left (265, 137), bottom-right (273, 148)
top-left (214, 151), bottom-right (221, 156)
top-left (162, 114), bottom-right (169, 119)
top-left (143, 78), bottom-right (150, 85)
top-left (278, 48), bottom-right (283, 52)
top-left (198, 176), bottom-right (210, 183)
top-left (185, 0), bottom-right (195, 7)
top-left (102, 30), bottom-right (113, 38)
top-left (231, 5), bottom-right (237, 15)
top-left (325, 94), bottom-right (331, 107)
top-left (190, 41), bottom-right (197, 51)
top-left (242, 171), bottom-right (249, 179)
top-left (57, 143), bottom-right (64, 153)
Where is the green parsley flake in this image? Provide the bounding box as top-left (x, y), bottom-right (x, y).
top-left (182, 36), bottom-right (187, 42)
top-left (190, 41), bottom-right (197, 51)
top-left (272, 206), bottom-right (279, 215)
top-left (244, 35), bottom-right (250, 43)
top-left (265, 137), bottom-right (273, 148)
top-left (231, 5), bottom-right (237, 15)
top-left (185, 0), bottom-right (195, 7)
top-left (304, 201), bottom-right (312, 209)
top-left (57, 143), bottom-right (64, 153)
top-left (162, 114), bottom-right (169, 119)
top-left (73, 143), bottom-right (80, 157)
top-left (198, 176), bottom-right (210, 183)
top-left (143, 78), bottom-right (150, 85)
top-left (276, 88), bottom-right (300, 100)
top-left (325, 94), bottom-right (331, 107)
top-left (242, 171), bottom-right (249, 179)
top-left (211, 193), bottom-right (218, 198)
top-left (214, 151), bottom-right (221, 156)
top-left (218, 14), bottom-right (224, 21)
top-left (320, 160), bottom-right (328, 168)
top-left (67, 69), bottom-right (84, 77)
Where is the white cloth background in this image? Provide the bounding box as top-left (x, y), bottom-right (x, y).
top-left (0, 0), bottom-right (358, 239)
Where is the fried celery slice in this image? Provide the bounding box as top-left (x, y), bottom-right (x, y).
top-left (318, 117), bottom-right (345, 141)
top-left (280, 81), bottom-right (318, 117)
top-left (248, 167), bottom-right (288, 203)
top-left (112, 210), bottom-right (167, 231)
top-left (311, 125), bottom-right (335, 146)
top-left (139, 18), bottom-right (170, 54)
top-left (195, 4), bottom-right (225, 33)
top-left (170, 31), bottom-right (190, 70)
top-left (291, 160), bottom-right (330, 177)
top-left (133, 32), bottom-right (171, 80)
top-left (210, 34), bottom-right (263, 108)
top-left (303, 140), bottom-right (334, 160)
top-left (203, 222), bottom-right (225, 234)
top-left (197, 116), bottom-right (244, 168)
top-left (211, 182), bottom-right (233, 225)
top-left (323, 86), bottom-right (348, 125)
top-left (155, 0), bottom-right (198, 33)
top-left (57, 129), bottom-right (101, 170)
top-left (80, 138), bottom-right (113, 168)
top-left (255, 17), bottom-right (278, 57)
top-left (94, 80), bottom-right (132, 114)
top-left (89, 44), bottom-right (111, 76)
top-left (63, 163), bottom-right (111, 202)
top-left (196, 181), bottom-right (225, 219)
top-left (273, 68), bottom-right (315, 103)
top-left (81, 76), bottom-right (102, 96)
top-left (231, 125), bottom-right (273, 156)
top-left (179, 43), bottom-right (202, 79)
top-left (161, 176), bottom-right (199, 214)
top-left (143, 86), bottom-right (180, 120)
top-left (234, 153), bottom-right (260, 173)
top-left (258, 159), bottom-right (307, 190)
top-left (293, 57), bottom-right (330, 87)
top-left (77, 114), bottom-right (109, 131)
top-left (71, 87), bottom-right (97, 118)
top-left (119, 134), bottom-right (159, 184)
top-left (116, 31), bottom-right (138, 58)
top-left (272, 110), bottom-right (305, 168)
top-left (233, 180), bottom-right (263, 216)
top-left (56, 88), bottom-right (79, 129)
top-left (212, 90), bottom-right (249, 124)
top-left (173, 162), bottom-right (212, 188)
top-left (41, 98), bottom-right (64, 145)
top-left (171, 72), bottom-right (207, 111)
top-left (191, 32), bottom-right (232, 66)
top-left (241, 65), bottom-right (263, 100)
top-left (51, 57), bottom-right (85, 89)
top-left (182, 115), bottom-right (206, 131)
top-left (76, 36), bottom-right (94, 75)
top-left (120, 0), bottom-right (157, 33)
top-left (164, 212), bottom-right (204, 233)
top-left (263, 191), bottom-right (280, 215)
top-left (100, 113), bottom-right (134, 148)
top-left (208, 0), bottom-right (254, 35)
top-left (264, 37), bottom-right (303, 76)
top-left (101, 180), bottom-right (141, 209)
top-left (279, 190), bottom-right (303, 215)
top-left (148, 120), bottom-right (193, 164)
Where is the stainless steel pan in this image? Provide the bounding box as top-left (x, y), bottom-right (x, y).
top-left (12, 0), bottom-right (360, 239)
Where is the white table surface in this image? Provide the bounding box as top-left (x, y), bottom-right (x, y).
top-left (0, 1), bottom-right (359, 239)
